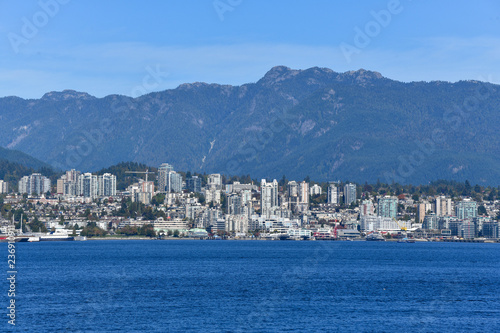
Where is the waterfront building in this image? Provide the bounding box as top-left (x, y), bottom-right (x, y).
top-left (482, 221), bottom-right (499, 239)
top-left (448, 219), bottom-right (475, 238)
top-left (377, 196), bottom-right (397, 219)
top-left (225, 214), bottom-right (248, 233)
top-left (455, 199), bottom-right (477, 219)
top-left (360, 215), bottom-right (410, 232)
top-left (461, 220), bottom-right (475, 239)
top-left (448, 220), bottom-right (462, 237)
top-left (344, 183), bottom-right (357, 206)
top-left (438, 216), bottom-right (456, 230)
top-left (153, 217), bottom-right (188, 232)
top-left (212, 218), bottom-right (226, 234)
top-left (423, 214), bottom-right (439, 230)
top-left (473, 216), bottom-right (492, 237)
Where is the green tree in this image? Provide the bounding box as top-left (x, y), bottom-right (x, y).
top-left (478, 205), bottom-right (488, 216)
top-left (151, 193), bottom-right (165, 206)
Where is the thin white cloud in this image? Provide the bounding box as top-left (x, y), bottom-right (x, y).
top-left (1, 37), bottom-right (499, 98)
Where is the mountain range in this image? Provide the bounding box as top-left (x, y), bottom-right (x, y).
top-left (0, 66), bottom-right (499, 185)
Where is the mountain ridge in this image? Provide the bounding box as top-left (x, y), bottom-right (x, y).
top-left (0, 66), bottom-right (499, 184)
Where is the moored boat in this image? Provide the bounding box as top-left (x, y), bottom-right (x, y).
top-left (366, 232), bottom-right (385, 241)
top-left (39, 235), bottom-right (75, 241)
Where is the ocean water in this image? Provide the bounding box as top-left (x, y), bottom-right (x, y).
top-left (2, 240), bottom-right (500, 332)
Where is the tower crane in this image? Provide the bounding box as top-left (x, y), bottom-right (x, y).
top-left (125, 169), bottom-right (156, 182)
top-left (392, 218), bottom-right (407, 231)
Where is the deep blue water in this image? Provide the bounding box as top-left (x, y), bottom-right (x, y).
top-left (1, 240), bottom-right (500, 332)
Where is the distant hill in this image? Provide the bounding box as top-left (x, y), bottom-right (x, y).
top-left (0, 146), bottom-right (52, 170)
top-left (0, 147), bottom-right (57, 191)
top-left (0, 67), bottom-right (499, 185)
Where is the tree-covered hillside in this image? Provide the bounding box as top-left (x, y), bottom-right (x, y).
top-left (0, 67), bottom-right (499, 184)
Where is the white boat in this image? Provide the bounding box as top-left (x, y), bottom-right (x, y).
top-left (39, 234), bottom-right (75, 241)
top-left (366, 232), bottom-right (385, 241)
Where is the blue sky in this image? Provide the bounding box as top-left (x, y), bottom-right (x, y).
top-left (0, 0), bottom-right (499, 98)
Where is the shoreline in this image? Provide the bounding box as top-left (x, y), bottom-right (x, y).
top-left (82, 237), bottom-right (499, 243)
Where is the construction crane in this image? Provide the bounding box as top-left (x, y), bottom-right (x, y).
top-left (125, 169), bottom-right (156, 182)
top-left (392, 218), bottom-right (407, 231)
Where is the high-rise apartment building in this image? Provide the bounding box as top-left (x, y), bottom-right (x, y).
top-left (310, 184), bottom-right (322, 196)
top-left (287, 181), bottom-right (298, 198)
top-left (261, 179), bottom-right (278, 217)
top-left (186, 175), bottom-right (202, 193)
top-left (360, 199), bottom-right (374, 216)
top-left (18, 173), bottom-right (51, 195)
top-left (157, 163), bottom-right (182, 193)
top-left (208, 174), bottom-right (222, 190)
top-left (57, 169), bottom-right (82, 195)
top-left (0, 180), bottom-right (8, 194)
top-left (166, 171), bottom-right (183, 193)
top-left (417, 201), bottom-right (432, 223)
top-left (327, 183), bottom-right (339, 204)
top-left (344, 183), bottom-right (357, 206)
top-left (158, 163), bottom-right (174, 192)
top-left (455, 199), bottom-right (477, 219)
top-left (299, 181), bottom-right (309, 204)
top-left (435, 196), bottom-right (453, 216)
top-left (377, 196), bottom-right (398, 219)
top-left (98, 173), bottom-right (117, 196)
top-left (227, 193), bottom-right (242, 215)
top-left (79, 173), bottom-right (98, 198)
